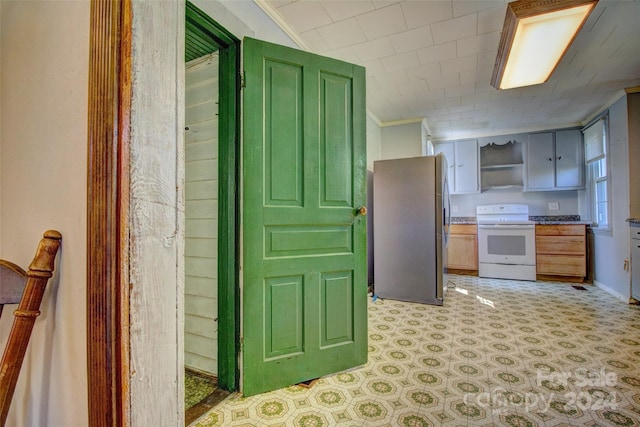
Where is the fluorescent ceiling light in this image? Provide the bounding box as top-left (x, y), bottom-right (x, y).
top-left (492, 0), bottom-right (598, 90)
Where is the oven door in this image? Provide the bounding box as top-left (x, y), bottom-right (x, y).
top-left (477, 224), bottom-right (536, 266)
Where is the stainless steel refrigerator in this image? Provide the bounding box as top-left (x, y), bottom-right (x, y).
top-left (373, 154), bottom-right (450, 305)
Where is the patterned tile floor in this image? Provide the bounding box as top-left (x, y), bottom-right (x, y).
top-left (190, 275), bottom-right (640, 426)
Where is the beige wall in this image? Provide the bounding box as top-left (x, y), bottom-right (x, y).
top-left (0, 1), bottom-right (89, 426)
top-left (380, 122), bottom-right (422, 160)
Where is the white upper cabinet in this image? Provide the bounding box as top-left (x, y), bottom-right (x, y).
top-left (435, 139), bottom-right (479, 194)
top-left (555, 129), bottom-right (584, 189)
top-left (525, 128), bottom-right (583, 191)
top-left (526, 132), bottom-right (555, 189)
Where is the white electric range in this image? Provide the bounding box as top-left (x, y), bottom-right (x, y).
top-left (476, 204), bottom-right (536, 281)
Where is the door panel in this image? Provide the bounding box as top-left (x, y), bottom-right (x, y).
top-left (242, 37), bottom-right (367, 397)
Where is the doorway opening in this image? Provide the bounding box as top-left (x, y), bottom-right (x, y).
top-left (184, 2), bottom-right (240, 423)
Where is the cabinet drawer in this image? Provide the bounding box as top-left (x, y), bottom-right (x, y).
top-left (449, 224), bottom-right (477, 235)
top-left (536, 236), bottom-right (585, 255)
top-left (631, 227), bottom-right (640, 240)
top-left (537, 255), bottom-right (586, 276)
top-left (536, 224), bottom-right (585, 236)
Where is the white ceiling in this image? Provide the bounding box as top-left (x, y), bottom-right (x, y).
top-left (257, 0), bottom-right (640, 140)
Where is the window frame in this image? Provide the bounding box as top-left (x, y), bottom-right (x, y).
top-left (586, 114), bottom-right (611, 234)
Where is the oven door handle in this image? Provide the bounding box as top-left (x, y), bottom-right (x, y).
top-left (477, 224), bottom-right (535, 230)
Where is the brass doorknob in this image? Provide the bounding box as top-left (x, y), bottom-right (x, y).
top-left (356, 206), bottom-right (367, 216)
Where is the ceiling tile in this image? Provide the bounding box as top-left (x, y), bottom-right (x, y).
top-left (417, 41), bottom-right (457, 65)
top-left (453, 1), bottom-right (504, 18)
top-left (357, 3), bottom-right (407, 39)
top-left (355, 37), bottom-right (396, 62)
top-left (374, 69), bottom-right (410, 88)
top-left (445, 83), bottom-right (478, 98)
top-left (460, 66), bottom-right (493, 85)
top-left (400, 1), bottom-right (453, 29)
top-left (440, 55), bottom-right (477, 75)
top-left (434, 95), bottom-right (462, 110)
top-left (299, 29), bottom-right (331, 52)
top-left (477, 51), bottom-right (498, 70)
top-left (262, 0), bottom-right (640, 137)
top-left (427, 72), bottom-right (460, 91)
top-left (380, 51), bottom-right (421, 72)
top-left (372, 0), bottom-right (402, 9)
top-left (477, 5), bottom-right (506, 34)
top-left (276, 1), bottom-right (333, 32)
top-left (456, 32), bottom-right (500, 57)
top-left (324, 46), bottom-right (361, 64)
top-left (388, 25), bottom-right (434, 54)
top-left (406, 62), bottom-right (442, 82)
top-left (431, 13), bottom-right (477, 44)
top-left (321, 0), bottom-right (376, 21)
top-left (396, 80), bottom-right (428, 96)
top-left (317, 18), bottom-right (367, 49)
top-left (362, 59), bottom-right (387, 77)
top-left (461, 91), bottom-right (492, 106)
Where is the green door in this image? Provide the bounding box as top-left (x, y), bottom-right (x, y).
top-left (242, 37), bottom-right (367, 396)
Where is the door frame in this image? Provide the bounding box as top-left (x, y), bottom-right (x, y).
top-left (86, 1), bottom-right (131, 424)
top-left (87, 1), bottom-right (240, 425)
top-left (185, 1), bottom-right (241, 391)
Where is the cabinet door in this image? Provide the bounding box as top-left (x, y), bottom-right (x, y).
top-left (435, 143), bottom-right (456, 194)
top-left (555, 129), bottom-right (583, 189)
top-left (526, 132), bottom-right (555, 190)
top-left (454, 139), bottom-right (479, 193)
top-left (447, 234), bottom-right (478, 270)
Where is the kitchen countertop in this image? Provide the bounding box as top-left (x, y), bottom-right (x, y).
top-left (450, 215), bottom-right (593, 225)
top-left (533, 220), bottom-right (593, 225)
top-left (531, 215), bottom-right (593, 225)
top-left (450, 216), bottom-right (476, 224)
top-left (628, 218), bottom-right (640, 225)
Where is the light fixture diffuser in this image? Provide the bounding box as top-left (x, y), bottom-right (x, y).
top-left (491, 0), bottom-right (598, 90)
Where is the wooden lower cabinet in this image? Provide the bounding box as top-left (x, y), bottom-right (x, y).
top-left (447, 224), bottom-right (478, 272)
top-left (535, 224), bottom-right (586, 280)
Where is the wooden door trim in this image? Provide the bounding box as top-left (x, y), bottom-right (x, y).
top-left (87, 0), bottom-right (131, 425)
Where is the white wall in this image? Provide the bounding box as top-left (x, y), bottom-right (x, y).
top-left (592, 96), bottom-right (631, 298)
top-left (380, 122), bottom-right (422, 159)
top-left (185, 54), bottom-right (220, 375)
top-left (366, 114), bottom-right (381, 170)
top-left (0, 1), bottom-right (88, 426)
top-left (450, 190), bottom-right (580, 217)
top-left (366, 115), bottom-right (381, 284)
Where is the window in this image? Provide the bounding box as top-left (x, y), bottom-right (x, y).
top-left (583, 115), bottom-right (609, 230)
top-left (592, 157), bottom-right (608, 227)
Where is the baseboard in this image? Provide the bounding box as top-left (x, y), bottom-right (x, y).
top-left (593, 279), bottom-right (628, 302)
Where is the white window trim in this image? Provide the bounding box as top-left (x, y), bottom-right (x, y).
top-left (586, 114), bottom-right (611, 235)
